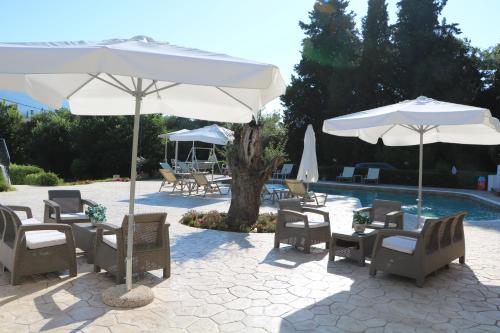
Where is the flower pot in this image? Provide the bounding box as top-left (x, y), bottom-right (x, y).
top-left (353, 223), bottom-right (366, 234)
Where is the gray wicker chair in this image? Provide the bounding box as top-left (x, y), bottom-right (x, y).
top-left (356, 199), bottom-right (404, 230)
top-left (44, 190), bottom-right (97, 224)
top-left (94, 213), bottom-right (170, 284)
top-left (369, 211), bottom-right (466, 287)
top-left (0, 205), bottom-right (76, 285)
top-left (275, 199), bottom-right (331, 254)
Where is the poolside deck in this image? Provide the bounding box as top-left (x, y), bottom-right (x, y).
top-left (0, 181), bottom-right (499, 332)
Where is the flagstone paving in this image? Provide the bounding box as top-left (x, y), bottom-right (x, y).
top-left (0, 181), bottom-right (499, 332)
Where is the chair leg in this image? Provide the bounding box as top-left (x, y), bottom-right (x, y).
top-left (11, 271), bottom-right (21, 286)
top-left (274, 236), bottom-right (280, 249)
top-left (159, 180), bottom-right (165, 192)
top-left (416, 276), bottom-right (425, 288)
top-left (163, 267), bottom-right (170, 278)
top-left (459, 255), bottom-right (465, 264)
top-left (369, 267), bottom-right (377, 276)
top-left (94, 265), bottom-right (101, 273)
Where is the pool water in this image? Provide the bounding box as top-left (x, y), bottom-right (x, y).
top-left (315, 186), bottom-right (500, 221)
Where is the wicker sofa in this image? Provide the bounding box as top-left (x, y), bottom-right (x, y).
top-left (275, 199), bottom-right (331, 253)
top-left (44, 190), bottom-right (97, 224)
top-left (369, 211), bottom-right (466, 287)
top-left (0, 205), bottom-right (76, 285)
top-left (94, 213), bottom-right (170, 284)
top-left (355, 199), bottom-right (404, 230)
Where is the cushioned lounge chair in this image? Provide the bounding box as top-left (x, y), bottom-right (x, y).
top-left (336, 167), bottom-right (355, 182)
top-left (273, 163), bottom-right (294, 180)
top-left (363, 168), bottom-right (380, 184)
top-left (355, 199), bottom-right (404, 230)
top-left (44, 190), bottom-right (97, 224)
top-left (158, 169), bottom-right (192, 193)
top-left (285, 179), bottom-right (327, 206)
top-left (0, 205), bottom-right (76, 285)
top-left (191, 172), bottom-right (230, 196)
top-left (94, 213), bottom-right (170, 284)
top-left (369, 211), bottom-right (466, 287)
top-left (275, 199), bottom-right (330, 253)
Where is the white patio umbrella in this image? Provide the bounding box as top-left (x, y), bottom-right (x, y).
top-left (0, 36), bottom-right (286, 292)
top-left (323, 96), bottom-right (500, 223)
top-left (297, 124), bottom-right (319, 191)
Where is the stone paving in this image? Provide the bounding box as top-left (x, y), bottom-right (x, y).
top-left (0, 181), bottom-right (499, 332)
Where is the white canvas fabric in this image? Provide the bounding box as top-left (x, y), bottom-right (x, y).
top-left (0, 36), bottom-right (286, 123)
top-left (157, 129), bottom-right (189, 139)
top-left (285, 221), bottom-right (330, 229)
top-left (382, 236), bottom-right (417, 254)
top-left (323, 96), bottom-right (500, 145)
top-left (164, 124), bottom-right (234, 145)
top-left (25, 230), bottom-right (66, 249)
top-left (297, 124), bottom-right (319, 183)
top-left (102, 234), bottom-right (118, 249)
top-left (50, 212), bottom-right (88, 220)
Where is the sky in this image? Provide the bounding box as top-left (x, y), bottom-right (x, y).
top-left (0, 0), bottom-right (499, 114)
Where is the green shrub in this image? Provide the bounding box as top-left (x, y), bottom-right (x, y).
top-left (0, 170), bottom-right (9, 191)
top-left (25, 172), bottom-right (62, 186)
top-left (9, 164), bottom-right (44, 184)
top-left (254, 213), bottom-right (277, 233)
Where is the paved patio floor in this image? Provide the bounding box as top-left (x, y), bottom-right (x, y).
top-left (0, 181), bottom-right (499, 332)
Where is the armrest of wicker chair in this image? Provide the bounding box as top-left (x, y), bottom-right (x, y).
top-left (95, 223), bottom-right (121, 239)
top-left (43, 199), bottom-right (61, 222)
top-left (279, 209), bottom-right (310, 229)
top-left (81, 199), bottom-right (98, 207)
top-left (385, 210), bottom-right (404, 229)
top-left (7, 205), bottom-right (33, 219)
top-left (16, 223), bottom-right (75, 249)
top-left (302, 207), bottom-right (329, 221)
top-left (354, 206), bottom-right (372, 214)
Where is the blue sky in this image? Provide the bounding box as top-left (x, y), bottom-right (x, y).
top-left (1, 0), bottom-right (499, 114)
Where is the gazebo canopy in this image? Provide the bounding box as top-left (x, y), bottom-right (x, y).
top-left (159, 124), bottom-right (234, 145)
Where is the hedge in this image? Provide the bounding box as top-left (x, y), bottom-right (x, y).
top-left (318, 166), bottom-right (489, 190)
top-left (24, 172), bottom-right (62, 186)
top-left (9, 164), bottom-right (44, 184)
top-left (0, 170), bottom-right (9, 191)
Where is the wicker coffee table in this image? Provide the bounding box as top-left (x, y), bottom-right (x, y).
top-left (73, 222), bottom-right (112, 264)
top-left (329, 228), bottom-right (378, 266)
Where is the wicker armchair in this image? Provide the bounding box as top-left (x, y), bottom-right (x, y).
top-left (275, 199), bottom-right (331, 253)
top-left (355, 199), bottom-right (404, 230)
top-left (94, 213), bottom-right (170, 284)
top-left (0, 205), bottom-right (76, 285)
top-left (285, 179), bottom-right (327, 206)
top-left (44, 190), bottom-right (98, 224)
top-left (369, 211), bottom-right (466, 287)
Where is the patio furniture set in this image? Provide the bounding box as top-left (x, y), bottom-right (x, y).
top-left (0, 190), bottom-right (170, 285)
top-left (275, 193), bottom-right (467, 287)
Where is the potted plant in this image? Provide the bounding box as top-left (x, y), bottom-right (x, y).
top-left (85, 204), bottom-right (107, 226)
top-left (352, 211), bottom-right (369, 233)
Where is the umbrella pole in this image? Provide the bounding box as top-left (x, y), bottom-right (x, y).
top-left (126, 78), bottom-right (143, 291)
top-left (417, 127), bottom-right (424, 227)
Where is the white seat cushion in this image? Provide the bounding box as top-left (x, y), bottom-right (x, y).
top-left (371, 221), bottom-right (397, 228)
top-left (102, 234), bottom-right (117, 249)
top-left (286, 221), bottom-right (330, 229)
top-left (25, 230), bottom-right (66, 250)
top-left (50, 212), bottom-right (88, 221)
top-left (382, 236), bottom-right (417, 254)
top-left (21, 218), bottom-right (42, 225)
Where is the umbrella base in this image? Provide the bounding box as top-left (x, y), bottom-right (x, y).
top-left (102, 284), bottom-right (154, 308)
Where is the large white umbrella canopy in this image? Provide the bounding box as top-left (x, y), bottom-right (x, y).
top-left (0, 36), bottom-right (286, 291)
top-left (297, 124), bottom-right (319, 186)
top-left (163, 124), bottom-right (234, 145)
top-left (323, 96), bottom-right (500, 222)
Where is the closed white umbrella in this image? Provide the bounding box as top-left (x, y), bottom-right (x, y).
top-left (297, 124), bottom-right (318, 191)
top-left (323, 96), bottom-right (500, 223)
top-left (0, 36), bottom-right (286, 292)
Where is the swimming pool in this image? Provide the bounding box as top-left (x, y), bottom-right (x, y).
top-left (313, 185), bottom-right (500, 221)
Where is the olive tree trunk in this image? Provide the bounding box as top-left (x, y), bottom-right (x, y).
top-left (226, 122), bottom-right (284, 231)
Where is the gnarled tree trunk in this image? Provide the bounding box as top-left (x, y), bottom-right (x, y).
top-left (226, 122), bottom-right (284, 231)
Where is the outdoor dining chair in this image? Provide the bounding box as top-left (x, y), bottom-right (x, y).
top-left (44, 190), bottom-right (97, 224)
top-left (94, 212), bottom-right (170, 284)
top-left (355, 199), bottom-right (404, 230)
top-left (284, 179), bottom-right (327, 206)
top-left (336, 167), bottom-right (355, 182)
top-left (0, 205), bottom-right (76, 285)
top-left (275, 199), bottom-right (330, 253)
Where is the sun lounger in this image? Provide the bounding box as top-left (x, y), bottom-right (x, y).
top-left (336, 167), bottom-right (355, 182)
top-left (363, 168), bottom-right (380, 184)
top-left (285, 179), bottom-right (327, 206)
top-left (158, 169), bottom-right (193, 193)
top-left (191, 172), bottom-right (231, 196)
top-left (273, 163), bottom-right (294, 180)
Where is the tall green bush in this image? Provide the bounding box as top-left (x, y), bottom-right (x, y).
top-left (0, 170), bottom-right (9, 191)
top-left (25, 172), bottom-right (61, 186)
top-left (9, 164), bottom-right (44, 184)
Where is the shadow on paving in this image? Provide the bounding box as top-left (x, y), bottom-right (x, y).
top-left (0, 255), bottom-right (165, 332)
top-left (121, 190), bottom-right (230, 209)
top-left (170, 228), bottom-right (255, 263)
top-left (279, 257), bottom-right (499, 332)
top-left (262, 246), bottom-right (329, 269)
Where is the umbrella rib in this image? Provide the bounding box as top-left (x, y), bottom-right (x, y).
top-left (144, 82), bottom-right (181, 96)
top-left (142, 80), bottom-right (158, 95)
top-left (88, 73), bottom-right (134, 95)
top-left (66, 75), bottom-right (98, 99)
top-left (131, 77), bottom-right (137, 91)
top-left (106, 74), bottom-right (134, 94)
top-left (216, 87), bottom-right (252, 111)
top-left (379, 124), bottom-right (397, 138)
